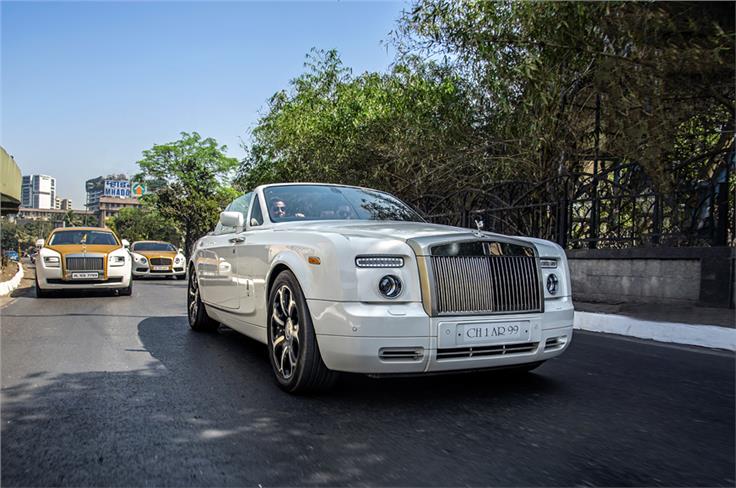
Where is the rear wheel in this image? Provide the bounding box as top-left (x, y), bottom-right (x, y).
top-left (267, 270), bottom-right (338, 393)
top-left (188, 267), bottom-right (218, 332)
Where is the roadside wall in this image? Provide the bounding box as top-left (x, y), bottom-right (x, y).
top-left (566, 247), bottom-right (735, 308)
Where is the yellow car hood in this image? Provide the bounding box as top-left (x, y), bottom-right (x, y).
top-left (47, 244), bottom-right (122, 255)
top-left (136, 250), bottom-right (178, 260)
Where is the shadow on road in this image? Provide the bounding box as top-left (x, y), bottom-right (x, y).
top-left (2, 315), bottom-right (734, 487)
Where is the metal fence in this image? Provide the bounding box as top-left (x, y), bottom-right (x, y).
top-left (426, 155), bottom-right (735, 249)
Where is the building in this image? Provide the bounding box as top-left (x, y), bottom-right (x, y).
top-left (16, 207), bottom-right (95, 226)
top-left (21, 174), bottom-right (56, 209)
top-left (55, 197), bottom-right (73, 210)
top-left (85, 175), bottom-right (143, 223)
top-left (0, 147), bottom-right (22, 215)
top-left (96, 196), bottom-right (142, 222)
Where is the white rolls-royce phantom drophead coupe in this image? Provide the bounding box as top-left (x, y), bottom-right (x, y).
top-left (188, 183), bottom-right (574, 393)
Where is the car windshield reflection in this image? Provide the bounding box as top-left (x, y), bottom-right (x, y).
top-left (263, 185), bottom-right (424, 223)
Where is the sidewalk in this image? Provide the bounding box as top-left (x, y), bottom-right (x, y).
top-left (574, 301), bottom-right (736, 351)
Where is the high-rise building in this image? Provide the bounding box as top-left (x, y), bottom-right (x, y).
top-left (55, 197), bottom-right (72, 210)
top-left (21, 174), bottom-right (56, 209)
top-left (85, 175), bottom-right (142, 223)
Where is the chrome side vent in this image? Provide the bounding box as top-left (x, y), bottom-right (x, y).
top-left (436, 342), bottom-right (538, 360)
top-left (379, 347), bottom-right (424, 361)
top-left (544, 336), bottom-right (567, 351)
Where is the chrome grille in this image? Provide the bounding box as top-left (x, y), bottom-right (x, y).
top-left (65, 256), bottom-right (104, 272)
top-left (430, 255), bottom-right (542, 315)
top-left (150, 257), bottom-right (172, 266)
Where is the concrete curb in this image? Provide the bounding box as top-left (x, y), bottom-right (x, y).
top-left (574, 310), bottom-right (736, 351)
top-left (0, 263), bottom-right (24, 296)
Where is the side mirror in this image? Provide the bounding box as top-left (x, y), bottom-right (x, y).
top-left (35, 239), bottom-right (45, 248)
top-left (219, 211), bottom-right (244, 229)
top-left (178, 248), bottom-right (184, 255)
top-left (122, 239), bottom-right (130, 248)
top-left (250, 218), bottom-right (260, 227)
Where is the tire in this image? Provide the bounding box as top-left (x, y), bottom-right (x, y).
top-left (118, 280), bottom-right (133, 296)
top-left (267, 270), bottom-right (338, 394)
top-left (35, 275), bottom-right (51, 298)
top-left (187, 267), bottom-right (218, 332)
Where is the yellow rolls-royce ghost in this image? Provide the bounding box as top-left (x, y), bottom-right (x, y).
top-left (35, 227), bottom-right (132, 297)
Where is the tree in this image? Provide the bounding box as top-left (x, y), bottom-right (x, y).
top-left (136, 132), bottom-right (239, 255)
top-left (108, 206), bottom-right (180, 246)
top-left (1, 218), bottom-right (56, 253)
top-left (395, 1), bottom-right (735, 188)
top-left (238, 49), bottom-right (483, 216)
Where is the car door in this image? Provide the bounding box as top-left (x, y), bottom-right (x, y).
top-left (235, 192), bottom-right (267, 316)
top-left (198, 193), bottom-right (252, 311)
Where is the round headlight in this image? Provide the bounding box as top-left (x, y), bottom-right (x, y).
top-left (378, 275), bottom-right (402, 299)
top-left (546, 274), bottom-right (559, 295)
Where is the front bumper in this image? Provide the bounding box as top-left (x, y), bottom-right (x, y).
top-left (37, 264), bottom-right (131, 290)
top-left (308, 298), bottom-right (574, 374)
top-left (132, 265), bottom-right (186, 277)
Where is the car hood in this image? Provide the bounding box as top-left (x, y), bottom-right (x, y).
top-left (46, 244), bottom-right (122, 255)
top-left (269, 220), bottom-right (563, 257)
top-left (134, 250), bottom-right (177, 259)
top-left (272, 220), bottom-right (472, 240)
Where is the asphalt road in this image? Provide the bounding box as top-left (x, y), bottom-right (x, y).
top-left (1, 271), bottom-right (734, 487)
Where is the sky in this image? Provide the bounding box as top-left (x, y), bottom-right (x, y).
top-left (1, 1), bottom-right (407, 208)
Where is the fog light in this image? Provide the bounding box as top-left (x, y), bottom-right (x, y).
top-left (378, 275), bottom-right (402, 298)
top-left (546, 273), bottom-right (559, 295)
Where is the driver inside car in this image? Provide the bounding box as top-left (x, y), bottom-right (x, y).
top-left (270, 198), bottom-right (304, 219)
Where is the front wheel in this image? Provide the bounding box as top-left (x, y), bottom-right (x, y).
top-left (35, 275), bottom-right (51, 298)
top-left (188, 267), bottom-right (218, 332)
top-left (267, 270), bottom-right (338, 394)
top-left (118, 280), bottom-right (133, 296)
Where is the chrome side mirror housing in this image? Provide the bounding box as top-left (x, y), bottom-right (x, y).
top-left (219, 211), bottom-right (244, 228)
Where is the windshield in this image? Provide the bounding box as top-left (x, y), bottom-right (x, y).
top-left (49, 230), bottom-right (118, 246)
top-left (132, 242), bottom-right (176, 252)
top-left (263, 185), bottom-right (424, 223)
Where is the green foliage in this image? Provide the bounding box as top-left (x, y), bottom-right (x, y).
top-left (1, 218), bottom-right (56, 253)
top-left (395, 1), bottom-right (735, 189)
top-left (233, 3), bottom-right (733, 244)
top-left (108, 206), bottom-right (180, 245)
top-left (136, 132), bottom-right (239, 254)
top-left (238, 49), bottom-right (486, 214)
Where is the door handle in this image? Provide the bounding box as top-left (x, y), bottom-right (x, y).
top-left (229, 236), bottom-right (246, 243)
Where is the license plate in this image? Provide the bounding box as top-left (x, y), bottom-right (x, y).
top-left (152, 265), bottom-right (169, 271)
top-left (71, 272), bottom-right (98, 279)
top-left (459, 322), bottom-right (530, 344)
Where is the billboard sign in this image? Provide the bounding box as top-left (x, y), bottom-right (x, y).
top-left (103, 180), bottom-right (131, 198)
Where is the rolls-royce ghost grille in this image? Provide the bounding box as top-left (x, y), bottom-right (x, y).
top-left (150, 257), bottom-right (172, 266)
top-left (431, 254), bottom-right (542, 315)
top-left (65, 257), bottom-right (104, 272)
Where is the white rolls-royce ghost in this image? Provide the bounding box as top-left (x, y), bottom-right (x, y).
top-left (188, 183), bottom-right (574, 393)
